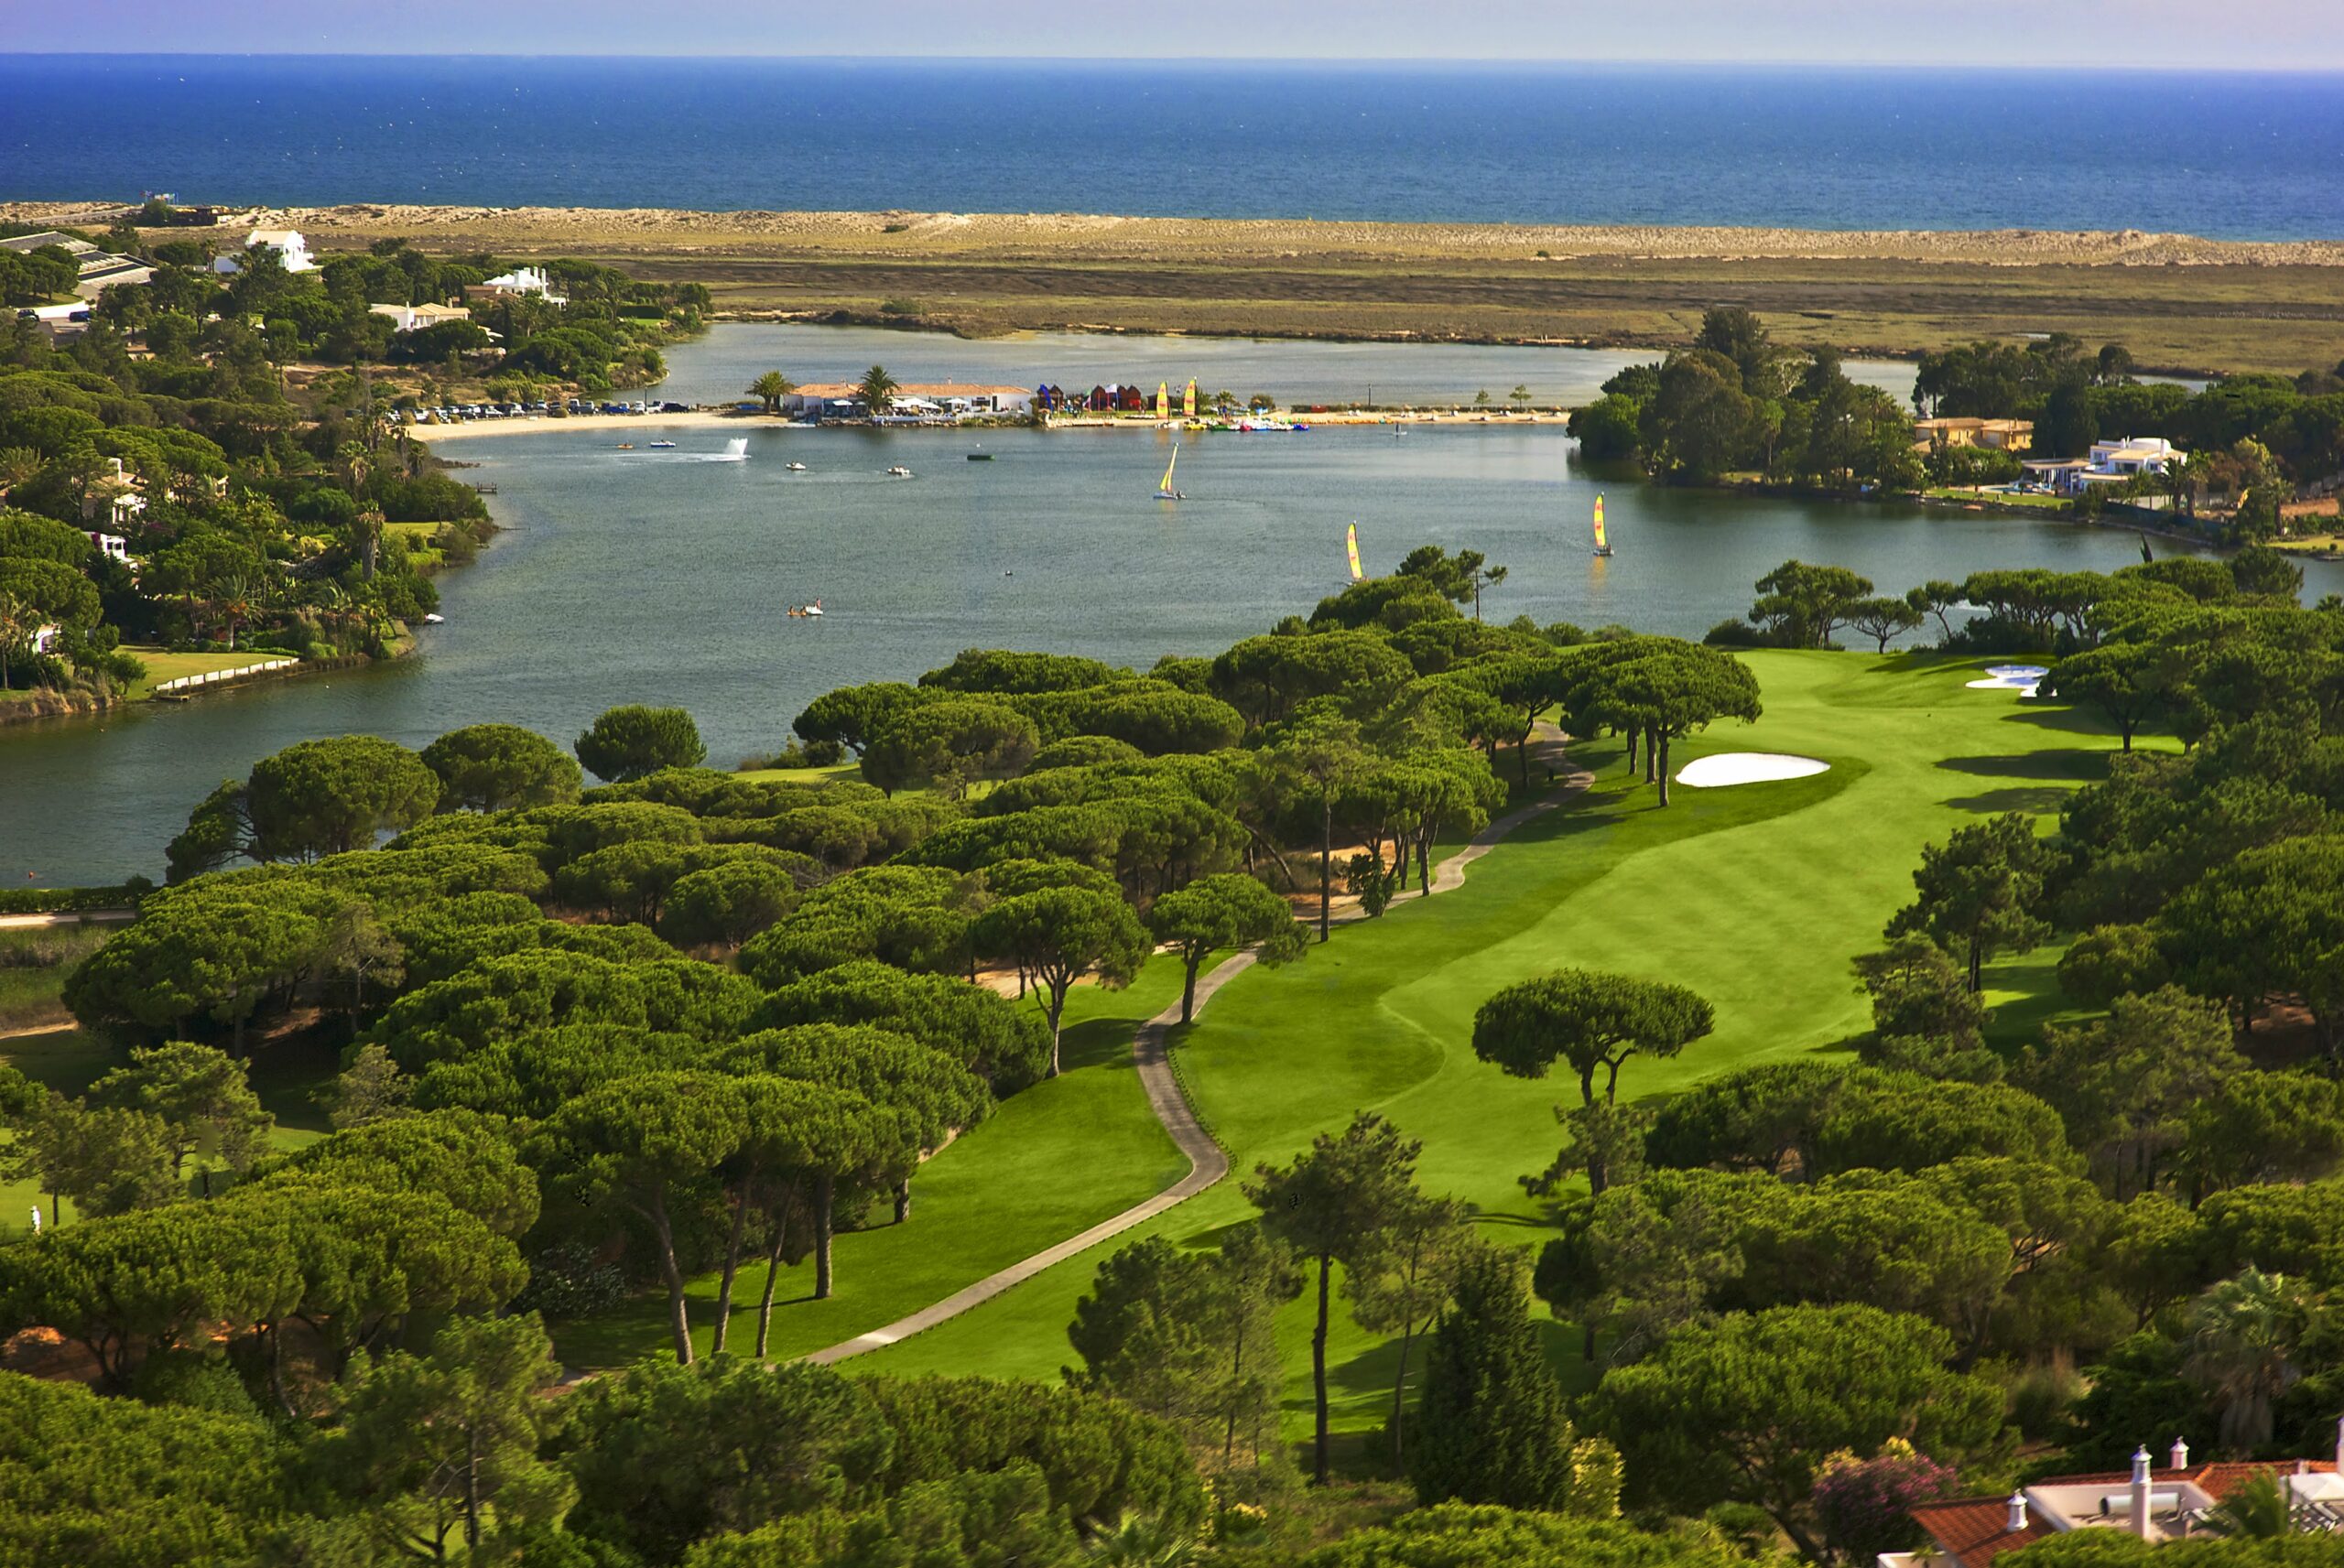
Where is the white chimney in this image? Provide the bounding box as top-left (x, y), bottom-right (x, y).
top-left (2007, 1491), bottom-right (2029, 1534)
top-left (2130, 1446), bottom-right (2153, 1538)
top-left (2170, 1438), bottom-right (2189, 1470)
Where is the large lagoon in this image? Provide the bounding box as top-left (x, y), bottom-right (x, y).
top-left (0, 328), bottom-right (2295, 885)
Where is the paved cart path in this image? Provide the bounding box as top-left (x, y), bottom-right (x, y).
top-left (805, 734), bottom-right (1590, 1365)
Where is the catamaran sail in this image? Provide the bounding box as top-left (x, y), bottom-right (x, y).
top-left (1346, 523), bottom-right (1363, 581)
top-left (1183, 379), bottom-right (1198, 418)
top-left (1592, 493), bottom-right (1612, 556)
top-left (1156, 443), bottom-right (1182, 499)
top-left (1156, 383), bottom-right (1170, 421)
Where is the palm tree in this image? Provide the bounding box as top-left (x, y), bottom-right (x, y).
top-left (1084, 1514), bottom-right (1198, 1568)
top-left (0, 589), bottom-right (28, 690)
top-left (336, 439), bottom-right (372, 500)
top-left (747, 371), bottom-right (794, 415)
top-left (856, 365), bottom-right (899, 421)
top-left (2206, 1472), bottom-right (2295, 1539)
top-left (2183, 1268), bottom-right (2306, 1454)
top-left (218, 575), bottom-right (257, 652)
top-left (353, 506), bottom-right (385, 582)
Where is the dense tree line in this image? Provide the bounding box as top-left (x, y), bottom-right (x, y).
top-left (1569, 311), bottom-right (2344, 535)
top-left (0, 233), bottom-right (713, 696)
top-left (25, 535), bottom-right (2344, 1563)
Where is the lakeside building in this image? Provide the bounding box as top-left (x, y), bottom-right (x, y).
top-left (2020, 435), bottom-right (2187, 495)
top-left (1914, 416), bottom-right (2034, 452)
top-left (367, 301), bottom-right (475, 333)
top-left (1882, 1439), bottom-right (2344, 1568)
top-left (778, 383), bottom-right (1034, 418)
top-left (0, 231), bottom-right (156, 300)
top-left (87, 532), bottom-right (132, 565)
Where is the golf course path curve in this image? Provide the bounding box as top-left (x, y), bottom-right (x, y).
top-left (804, 731), bottom-right (1589, 1366)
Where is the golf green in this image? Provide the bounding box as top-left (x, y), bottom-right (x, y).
top-left (844, 651), bottom-right (2137, 1430)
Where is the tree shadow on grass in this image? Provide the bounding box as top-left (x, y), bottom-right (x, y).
top-left (1937, 750), bottom-right (2110, 783)
top-left (2000, 703), bottom-right (2123, 741)
top-left (1058, 1010), bottom-right (1145, 1074)
top-left (1944, 784), bottom-right (2079, 815)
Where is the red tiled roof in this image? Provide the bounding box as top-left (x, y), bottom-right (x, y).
top-left (1910, 1498), bottom-right (2051, 1568)
top-left (2195, 1460), bottom-right (2337, 1499)
top-left (1912, 1461), bottom-right (2340, 1567)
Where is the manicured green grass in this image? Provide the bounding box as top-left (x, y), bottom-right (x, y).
top-left (852, 652), bottom-right (2149, 1448)
top-left (123, 645), bottom-right (285, 700)
top-left (1922, 488), bottom-right (2074, 513)
top-left (548, 961), bottom-right (1189, 1369)
top-left (0, 1026), bottom-right (334, 1238)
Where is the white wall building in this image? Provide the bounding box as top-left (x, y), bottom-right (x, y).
top-left (368, 301), bottom-right (475, 333)
top-left (2021, 435), bottom-right (2187, 496)
top-left (472, 266), bottom-right (568, 305)
top-left (213, 228), bottom-right (317, 275)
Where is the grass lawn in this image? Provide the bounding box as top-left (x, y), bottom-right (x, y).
top-left (841, 651), bottom-right (2148, 1458)
top-left (0, 1024), bottom-right (338, 1238)
top-left (1922, 488), bottom-right (2074, 513)
top-left (122, 645), bottom-right (288, 700)
top-left (548, 960), bottom-right (1189, 1368)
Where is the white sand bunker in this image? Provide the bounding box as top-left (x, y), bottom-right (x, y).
top-left (1965, 665), bottom-right (2048, 697)
top-left (1675, 752), bottom-right (1831, 788)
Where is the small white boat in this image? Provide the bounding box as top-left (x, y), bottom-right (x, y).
top-left (805, 600), bottom-right (825, 617)
top-left (647, 439), bottom-right (677, 449)
top-left (785, 461), bottom-right (808, 472)
top-left (885, 465), bottom-right (913, 478)
top-left (421, 612), bottom-right (446, 625)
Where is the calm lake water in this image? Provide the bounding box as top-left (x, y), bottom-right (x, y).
top-left (0, 328), bottom-right (2301, 885)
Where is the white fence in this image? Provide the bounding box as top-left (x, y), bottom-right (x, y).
top-left (151, 657), bottom-right (298, 694)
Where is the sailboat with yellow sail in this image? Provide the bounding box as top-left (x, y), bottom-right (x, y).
top-left (1346, 523), bottom-right (1364, 582)
top-left (1155, 442), bottom-right (1184, 501)
top-left (1592, 493), bottom-right (1613, 557)
top-left (1183, 379), bottom-right (1198, 419)
top-left (1156, 383), bottom-right (1170, 422)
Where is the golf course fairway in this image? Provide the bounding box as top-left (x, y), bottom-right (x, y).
top-left (558, 651), bottom-right (2139, 1439)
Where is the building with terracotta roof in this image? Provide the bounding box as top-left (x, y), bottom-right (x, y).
top-left (1915, 416), bottom-right (2035, 453)
top-left (1884, 1435), bottom-right (2344, 1568)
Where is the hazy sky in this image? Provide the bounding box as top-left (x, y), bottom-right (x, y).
top-left (8, 0), bottom-right (2342, 70)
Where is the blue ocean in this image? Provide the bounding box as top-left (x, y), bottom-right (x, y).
top-left (3, 56), bottom-right (2341, 237)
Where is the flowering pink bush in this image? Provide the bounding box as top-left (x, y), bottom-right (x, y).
top-left (1812, 1446), bottom-right (1960, 1563)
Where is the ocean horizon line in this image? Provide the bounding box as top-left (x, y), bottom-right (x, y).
top-left (5, 52), bottom-right (2344, 77)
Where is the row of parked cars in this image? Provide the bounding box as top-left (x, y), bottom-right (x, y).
top-left (400, 399), bottom-right (694, 424)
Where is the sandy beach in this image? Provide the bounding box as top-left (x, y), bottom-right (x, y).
top-left (18, 200), bottom-right (2342, 372)
top-left (17, 200), bottom-right (2339, 268)
top-left (407, 406), bottom-right (1567, 444)
top-left (407, 409), bottom-right (765, 443)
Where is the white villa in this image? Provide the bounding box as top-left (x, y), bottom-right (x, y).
top-left (87, 532), bottom-right (132, 565)
top-left (2021, 435), bottom-right (2187, 496)
top-left (368, 301), bottom-right (475, 333)
top-left (213, 228), bottom-right (317, 275)
top-left (468, 266), bottom-right (568, 305)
